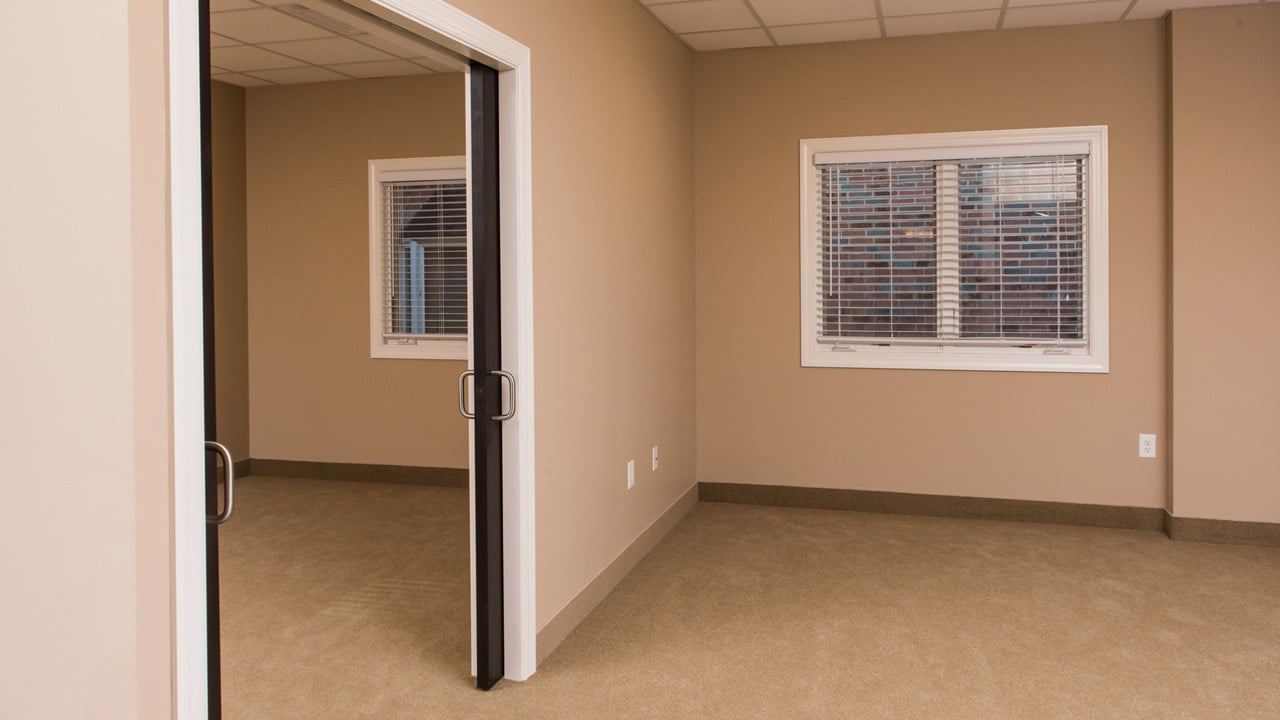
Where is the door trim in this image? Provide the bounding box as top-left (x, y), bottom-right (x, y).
top-left (168, 2), bottom-right (536, 716)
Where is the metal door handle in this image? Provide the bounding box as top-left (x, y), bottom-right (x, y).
top-left (458, 370), bottom-right (476, 419)
top-left (458, 369), bottom-right (515, 421)
top-left (493, 370), bottom-right (516, 422)
top-left (205, 440), bottom-right (235, 525)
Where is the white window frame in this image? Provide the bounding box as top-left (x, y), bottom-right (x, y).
top-left (369, 155), bottom-right (469, 360)
top-left (799, 126), bottom-right (1109, 373)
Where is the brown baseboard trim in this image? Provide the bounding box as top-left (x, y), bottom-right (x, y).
top-left (232, 458), bottom-right (252, 479)
top-left (699, 482), bottom-right (1166, 532)
top-left (536, 483), bottom-right (699, 664)
top-left (1165, 513), bottom-right (1280, 547)
top-left (244, 458), bottom-right (468, 488)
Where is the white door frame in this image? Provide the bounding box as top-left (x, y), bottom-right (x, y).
top-left (169, 2), bottom-right (536, 717)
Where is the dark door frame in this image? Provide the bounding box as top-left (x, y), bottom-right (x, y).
top-left (468, 60), bottom-right (504, 690)
top-left (197, 1), bottom-right (223, 716)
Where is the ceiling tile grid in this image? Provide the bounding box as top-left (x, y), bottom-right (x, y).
top-left (640, 0), bottom-right (1277, 51)
top-left (211, 0), bottom-right (1278, 85)
top-left (207, 0), bottom-right (449, 87)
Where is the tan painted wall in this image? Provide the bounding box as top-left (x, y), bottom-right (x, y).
top-left (0, 0), bottom-right (172, 715)
top-left (694, 21), bottom-right (1169, 509)
top-left (245, 74), bottom-right (470, 469)
top-left (213, 81), bottom-right (251, 462)
top-left (1170, 4), bottom-right (1280, 523)
top-left (130, 1), bottom-right (176, 715)
top-left (445, 0), bottom-right (698, 628)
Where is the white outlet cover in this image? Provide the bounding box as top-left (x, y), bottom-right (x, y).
top-left (651, 446), bottom-right (659, 471)
top-left (627, 459), bottom-right (635, 489)
top-left (1138, 434), bottom-right (1156, 458)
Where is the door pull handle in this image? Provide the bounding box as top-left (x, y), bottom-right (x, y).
top-left (205, 440), bottom-right (235, 525)
top-left (458, 369), bottom-right (515, 421)
top-left (458, 370), bottom-right (477, 419)
top-left (492, 370), bottom-right (516, 422)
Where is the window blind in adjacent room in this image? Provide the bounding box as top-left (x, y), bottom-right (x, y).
top-left (382, 178), bottom-right (468, 339)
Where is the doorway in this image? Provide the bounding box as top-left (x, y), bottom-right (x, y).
top-left (170, 1), bottom-right (536, 717)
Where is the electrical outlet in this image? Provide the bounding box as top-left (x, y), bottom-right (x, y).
top-left (627, 459), bottom-right (635, 489)
top-left (1138, 434), bottom-right (1156, 459)
top-left (651, 446), bottom-right (659, 471)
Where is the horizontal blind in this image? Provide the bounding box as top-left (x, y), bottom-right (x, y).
top-left (816, 154), bottom-right (1087, 346)
top-left (956, 155), bottom-right (1086, 342)
top-left (383, 179), bottom-right (467, 338)
top-left (818, 162), bottom-right (938, 340)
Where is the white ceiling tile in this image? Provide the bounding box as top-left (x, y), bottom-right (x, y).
top-left (747, 0), bottom-right (877, 26)
top-left (211, 45), bottom-right (309, 71)
top-left (884, 9), bottom-right (1001, 36)
top-left (210, 8), bottom-right (333, 44)
top-left (348, 32), bottom-right (427, 59)
top-left (325, 60), bottom-right (432, 79)
top-left (352, 32), bottom-right (468, 71)
top-left (882, 0), bottom-right (1001, 16)
top-left (347, 32), bottom-right (410, 58)
top-left (771, 19), bottom-right (882, 45)
top-left (208, 33), bottom-right (241, 48)
top-left (211, 0), bottom-right (259, 11)
top-left (247, 66), bottom-right (349, 84)
top-left (1126, 0), bottom-right (1269, 20)
top-left (407, 56), bottom-right (460, 73)
top-left (1004, 0), bottom-right (1129, 28)
top-left (681, 27), bottom-right (773, 50)
top-left (212, 73), bottom-right (274, 88)
top-left (650, 0), bottom-right (759, 34)
top-left (260, 37), bottom-right (393, 65)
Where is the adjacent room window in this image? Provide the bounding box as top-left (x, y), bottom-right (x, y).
top-left (800, 126), bottom-right (1109, 372)
top-left (369, 156), bottom-right (468, 360)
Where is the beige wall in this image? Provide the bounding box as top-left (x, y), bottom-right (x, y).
top-left (1170, 4), bottom-right (1280, 523)
top-left (245, 74), bottom-right (469, 469)
top-left (446, 0), bottom-right (698, 628)
top-left (213, 81), bottom-right (251, 462)
top-left (694, 21), bottom-right (1170, 509)
top-left (0, 0), bottom-right (172, 715)
top-left (130, 0), bottom-right (176, 715)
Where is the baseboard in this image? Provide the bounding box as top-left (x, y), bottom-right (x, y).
top-left (232, 458), bottom-right (252, 479)
top-left (242, 458), bottom-right (468, 488)
top-left (1165, 512), bottom-right (1280, 547)
top-left (536, 483), bottom-right (699, 664)
top-left (699, 482), bottom-right (1167, 532)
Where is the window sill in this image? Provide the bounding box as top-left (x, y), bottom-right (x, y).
top-left (371, 338), bottom-right (468, 361)
top-left (801, 345), bottom-right (1108, 373)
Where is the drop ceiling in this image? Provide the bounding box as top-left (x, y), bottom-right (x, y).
top-left (208, 0), bottom-right (459, 87)
top-left (213, 0), bottom-right (1276, 86)
top-left (640, 0), bottom-right (1277, 51)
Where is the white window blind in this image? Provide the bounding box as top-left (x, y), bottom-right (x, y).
top-left (800, 127), bottom-right (1108, 373)
top-left (817, 154), bottom-right (1087, 347)
top-left (382, 178), bottom-right (468, 339)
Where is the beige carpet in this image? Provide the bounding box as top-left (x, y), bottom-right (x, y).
top-left (220, 476), bottom-right (1280, 719)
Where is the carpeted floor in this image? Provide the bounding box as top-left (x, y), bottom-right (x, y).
top-left (220, 476), bottom-right (1280, 719)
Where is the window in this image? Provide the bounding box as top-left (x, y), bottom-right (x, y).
top-left (800, 126), bottom-right (1108, 373)
top-left (368, 156), bottom-right (468, 360)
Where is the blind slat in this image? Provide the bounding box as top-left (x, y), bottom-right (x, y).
top-left (384, 178), bottom-right (468, 338)
top-left (817, 154), bottom-right (1087, 345)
